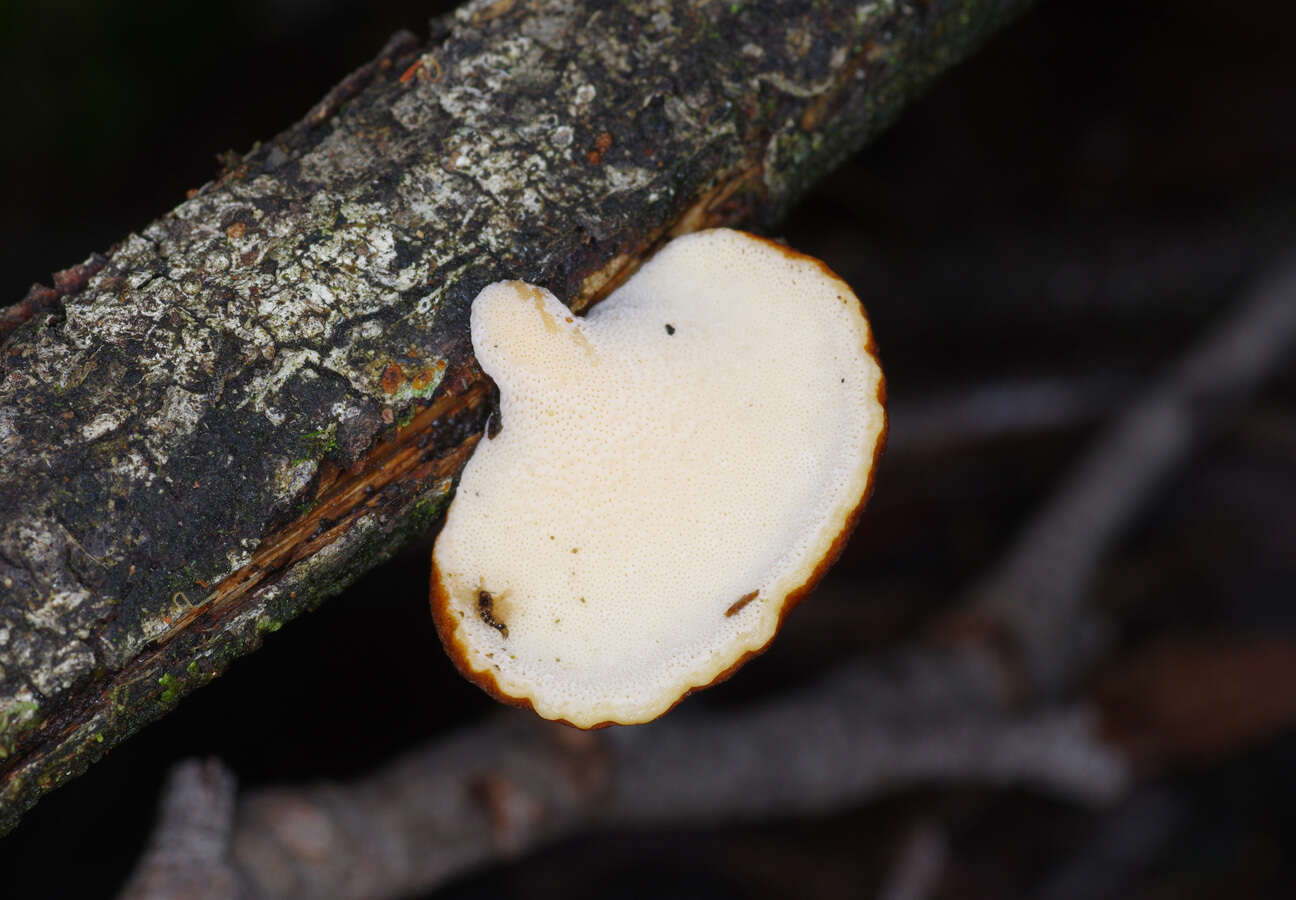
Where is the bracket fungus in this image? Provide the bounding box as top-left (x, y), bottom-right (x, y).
top-left (431, 228), bottom-right (886, 727)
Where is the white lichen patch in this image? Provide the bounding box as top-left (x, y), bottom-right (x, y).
top-left (551, 124), bottom-right (574, 147)
top-left (515, 112), bottom-right (560, 143)
top-left (437, 35), bottom-right (540, 121)
top-left (762, 128), bottom-right (812, 205)
top-left (110, 449), bottom-right (157, 487)
top-left (274, 457), bottom-right (318, 501)
top-left (296, 126), bottom-right (377, 187)
top-left (6, 517), bottom-right (66, 572)
top-left (449, 136), bottom-right (554, 213)
top-left (44, 639), bottom-right (96, 694)
top-left (390, 91), bottom-right (439, 133)
top-left (412, 294), bottom-right (441, 320)
top-left (304, 211), bottom-right (420, 293)
top-left (856, 1), bottom-right (898, 25)
top-left (249, 235), bottom-right (417, 348)
top-left (329, 401), bottom-right (363, 422)
top-left (81, 412), bottom-right (125, 442)
top-left (601, 165), bottom-right (656, 195)
top-left (225, 547), bottom-right (253, 573)
top-left (755, 67), bottom-right (846, 100)
top-left (571, 82), bottom-right (597, 114)
top-left (297, 316), bottom-right (326, 342)
top-left (23, 585), bottom-right (91, 634)
top-left (235, 349), bottom-right (322, 413)
top-left (12, 627), bottom-right (95, 698)
top-left (396, 167), bottom-right (470, 227)
top-left (144, 385), bottom-right (206, 443)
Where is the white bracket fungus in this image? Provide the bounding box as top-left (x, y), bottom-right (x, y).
top-left (431, 228), bottom-right (886, 727)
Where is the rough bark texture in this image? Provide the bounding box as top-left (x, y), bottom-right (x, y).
top-left (0, 0), bottom-right (1031, 834)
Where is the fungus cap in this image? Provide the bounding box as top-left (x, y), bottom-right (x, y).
top-left (431, 228), bottom-right (885, 727)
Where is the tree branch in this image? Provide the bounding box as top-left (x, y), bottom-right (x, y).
top-left (875, 823), bottom-right (949, 900)
top-left (117, 759), bottom-right (245, 900)
top-left (122, 702), bottom-right (1115, 900)
top-left (965, 248), bottom-right (1296, 695)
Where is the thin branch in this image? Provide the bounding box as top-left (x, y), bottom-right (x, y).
top-left (875, 823), bottom-right (949, 900)
top-left (886, 372), bottom-right (1129, 455)
top-left (0, 253), bottom-right (106, 343)
top-left (117, 759), bottom-right (245, 900)
top-left (122, 703), bottom-right (1117, 900)
top-left (967, 250), bottom-right (1296, 695)
top-left (604, 668), bottom-right (1126, 826)
top-left (1030, 786), bottom-right (1188, 900)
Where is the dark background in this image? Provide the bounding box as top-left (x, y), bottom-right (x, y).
top-left (3, 0), bottom-right (1296, 897)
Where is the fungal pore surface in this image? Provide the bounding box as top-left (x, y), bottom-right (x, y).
top-left (431, 228), bottom-right (886, 727)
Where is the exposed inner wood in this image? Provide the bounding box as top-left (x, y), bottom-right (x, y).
top-left (0, 371), bottom-right (491, 786)
top-left (157, 372), bottom-right (491, 644)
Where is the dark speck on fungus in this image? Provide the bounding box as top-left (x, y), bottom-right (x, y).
top-left (725, 591), bottom-right (760, 617)
top-left (477, 590), bottom-right (508, 637)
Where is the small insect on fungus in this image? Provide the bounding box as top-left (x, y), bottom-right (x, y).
top-left (476, 589), bottom-right (508, 637)
top-left (431, 228), bottom-right (886, 728)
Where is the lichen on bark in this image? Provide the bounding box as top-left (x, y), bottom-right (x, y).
top-left (0, 0), bottom-right (1032, 833)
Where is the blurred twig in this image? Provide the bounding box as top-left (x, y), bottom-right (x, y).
top-left (886, 372), bottom-right (1128, 455)
top-left (117, 759), bottom-right (245, 900)
top-left (968, 249), bottom-right (1296, 695)
top-left (826, 215), bottom-right (1289, 336)
top-left (875, 823), bottom-right (949, 900)
top-left (1098, 634), bottom-right (1296, 769)
top-left (1030, 786), bottom-right (1188, 900)
top-left (221, 704), bottom-right (1119, 900)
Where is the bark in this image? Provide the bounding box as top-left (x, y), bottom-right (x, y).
top-left (0, 0), bottom-right (1032, 834)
